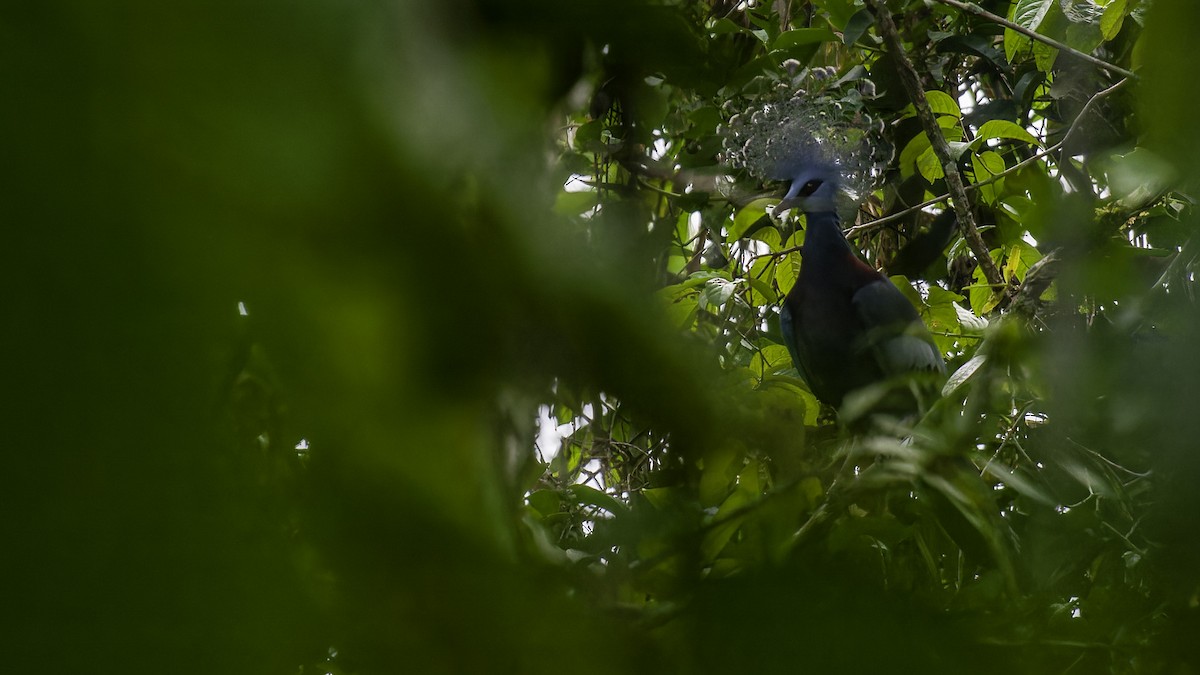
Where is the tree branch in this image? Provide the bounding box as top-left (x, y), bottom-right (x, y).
top-left (845, 141), bottom-right (1065, 237)
top-left (869, 0), bottom-right (1007, 295)
top-left (1008, 248), bottom-right (1059, 318)
top-left (845, 78), bottom-right (1127, 237)
top-left (930, 0), bottom-right (1137, 81)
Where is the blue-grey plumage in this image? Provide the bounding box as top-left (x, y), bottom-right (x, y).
top-left (777, 168), bottom-right (945, 411)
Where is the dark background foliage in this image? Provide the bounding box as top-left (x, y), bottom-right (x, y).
top-left (4, 0), bottom-right (1200, 673)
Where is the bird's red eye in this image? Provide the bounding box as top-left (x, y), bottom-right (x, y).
top-left (798, 179), bottom-right (823, 197)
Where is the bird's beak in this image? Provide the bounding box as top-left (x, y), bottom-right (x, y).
top-left (774, 179), bottom-right (804, 214)
top-left (774, 196), bottom-right (799, 213)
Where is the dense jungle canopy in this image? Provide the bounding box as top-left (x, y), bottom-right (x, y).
top-left (7, 1), bottom-right (1200, 673)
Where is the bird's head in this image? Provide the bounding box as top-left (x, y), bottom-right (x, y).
top-left (722, 81), bottom-right (890, 220)
top-left (775, 163), bottom-right (841, 214)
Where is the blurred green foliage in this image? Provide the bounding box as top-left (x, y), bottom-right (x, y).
top-left (5, 0), bottom-right (1200, 673)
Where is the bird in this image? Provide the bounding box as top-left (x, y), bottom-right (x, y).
top-left (775, 161), bottom-right (946, 416)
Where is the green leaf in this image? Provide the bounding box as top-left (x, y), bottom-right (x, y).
top-left (747, 268), bottom-right (777, 307)
top-left (699, 444), bottom-right (740, 507)
top-left (567, 484), bottom-right (627, 517)
top-left (925, 285), bottom-right (967, 352)
top-left (1032, 39), bottom-right (1060, 72)
top-left (738, 459), bottom-right (761, 496)
top-left (899, 133), bottom-right (932, 180)
top-left (729, 199), bottom-right (773, 240)
top-left (1065, 18), bottom-right (1103, 54)
top-left (661, 294), bottom-right (698, 330)
top-left (925, 90), bottom-right (961, 117)
top-left (1102, 147), bottom-right (1176, 209)
top-left (814, 0), bottom-right (861, 30)
top-left (968, 250), bottom-right (1004, 314)
top-left (974, 119), bottom-right (1040, 147)
top-left (842, 8), bottom-right (874, 45)
top-left (971, 150), bottom-right (1006, 205)
top-left (1003, 241), bottom-right (1042, 283)
top-left (710, 18), bottom-right (744, 35)
top-left (1100, 0), bottom-right (1127, 40)
top-left (750, 344), bottom-right (793, 378)
top-left (774, 231), bottom-right (803, 293)
top-left (1005, 0), bottom-right (1054, 62)
top-left (527, 489), bottom-right (562, 518)
top-left (917, 147), bottom-right (943, 183)
top-left (943, 354), bottom-right (987, 397)
top-left (954, 303), bottom-right (989, 334)
top-left (701, 488), bottom-right (752, 562)
top-left (902, 117), bottom-right (961, 181)
top-left (973, 149), bottom-right (1006, 178)
top-left (751, 225), bottom-right (782, 250)
top-left (699, 278), bottom-right (740, 310)
top-left (554, 189), bottom-right (597, 216)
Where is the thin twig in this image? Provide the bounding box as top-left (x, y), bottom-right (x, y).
top-left (931, 0), bottom-right (1137, 81)
top-left (1062, 78), bottom-right (1130, 145)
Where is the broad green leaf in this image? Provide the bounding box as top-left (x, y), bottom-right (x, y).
top-left (1033, 39), bottom-right (1059, 72)
top-left (972, 150), bottom-right (1006, 204)
top-left (973, 149), bottom-right (1006, 178)
top-left (775, 251), bottom-right (801, 294)
top-left (554, 189), bottom-right (597, 216)
top-left (815, 0), bottom-right (861, 30)
top-left (1003, 241), bottom-right (1042, 283)
top-left (902, 117), bottom-right (962, 181)
top-left (661, 294), bottom-right (698, 330)
top-left (774, 231), bottom-right (803, 293)
top-left (568, 484), bottom-right (628, 517)
top-left (954, 303), bottom-right (989, 333)
top-left (968, 250), bottom-right (1005, 314)
top-left (748, 248), bottom-right (777, 307)
top-left (1101, 0), bottom-right (1127, 40)
top-left (750, 344), bottom-right (793, 378)
top-left (1102, 147), bottom-right (1176, 209)
top-left (729, 199), bottom-right (773, 240)
top-left (750, 225), bottom-right (782, 250)
top-left (888, 275), bottom-right (923, 308)
top-left (710, 18), bottom-right (744, 35)
top-left (1065, 19), bottom-right (1103, 53)
top-left (925, 285), bottom-right (967, 352)
top-left (747, 273), bottom-right (777, 308)
top-left (1031, 2), bottom-right (1069, 71)
top-left (842, 8), bottom-right (874, 46)
top-left (917, 147), bottom-right (942, 182)
top-left (925, 90), bottom-right (961, 117)
top-left (899, 133), bottom-right (932, 180)
top-left (1005, 0), bottom-right (1054, 62)
top-left (943, 354), bottom-right (987, 397)
top-left (699, 277), bottom-right (740, 310)
top-left (974, 119), bottom-right (1040, 147)
top-left (699, 444), bottom-right (741, 507)
top-left (738, 459), bottom-right (761, 495)
top-left (526, 489), bottom-right (562, 517)
top-left (701, 488), bottom-right (753, 561)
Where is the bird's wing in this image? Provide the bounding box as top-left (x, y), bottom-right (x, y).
top-left (851, 279), bottom-right (945, 375)
top-left (780, 294), bottom-right (816, 386)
